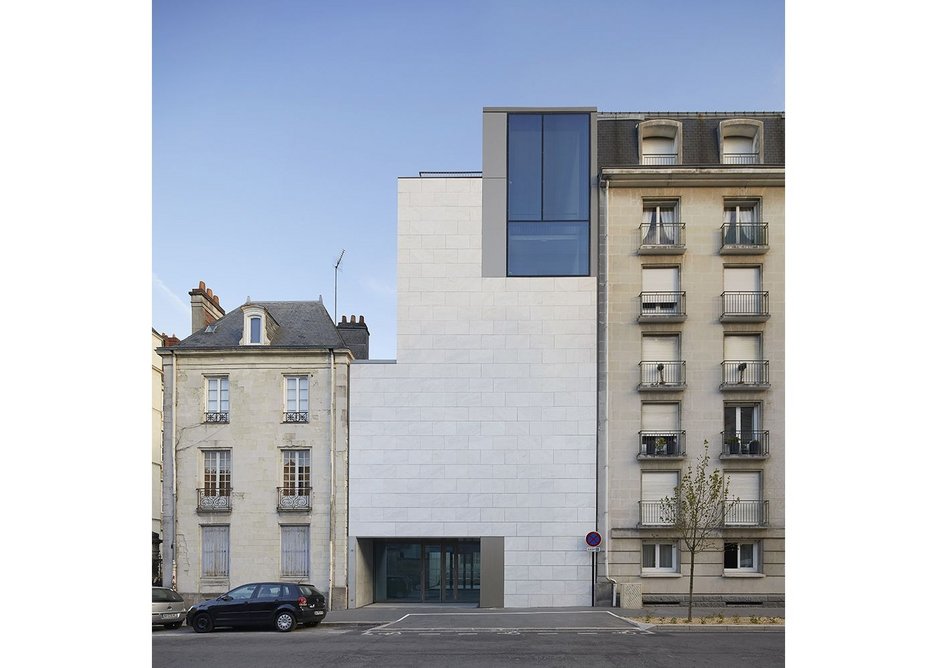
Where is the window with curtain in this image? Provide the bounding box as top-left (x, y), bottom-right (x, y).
top-left (724, 202), bottom-right (759, 245)
top-left (642, 202), bottom-right (677, 246)
top-left (642, 543), bottom-right (677, 572)
top-left (203, 450), bottom-right (231, 497)
top-left (202, 525), bottom-right (229, 577)
top-left (206, 376), bottom-right (229, 420)
top-left (283, 450), bottom-right (310, 494)
top-left (281, 526), bottom-right (310, 577)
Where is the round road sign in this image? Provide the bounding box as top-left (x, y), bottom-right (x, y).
top-left (585, 531), bottom-right (602, 547)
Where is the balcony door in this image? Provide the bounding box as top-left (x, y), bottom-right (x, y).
top-left (725, 472), bottom-right (762, 525)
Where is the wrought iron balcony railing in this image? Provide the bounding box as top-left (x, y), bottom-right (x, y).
top-left (721, 223), bottom-right (768, 249)
top-left (638, 361), bottom-right (686, 389)
top-left (724, 500), bottom-right (769, 526)
top-left (283, 411), bottom-right (309, 423)
top-left (723, 152), bottom-right (759, 164)
top-left (721, 292), bottom-right (769, 320)
top-left (642, 153), bottom-right (678, 166)
top-left (639, 292), bottom-right (686, 320)
top-left (638, 501), bottom-right (674, 526)
top-left (197, 488), bottom-right (232, 512)
top-left (277, 487), bottom-right (312, 511)
top-left (721, 431), bottom-right (769, 456)
top-left (204, 411), bottom-right (229, 424)
top-left (720, 360), bottom-right (770, 389)
top-left (639, 222), bottom-right (685, 249)
top-left (639, 430), bottom-right (686, 457)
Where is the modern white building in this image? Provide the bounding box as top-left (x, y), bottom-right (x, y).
top-left (349, 109), bottom-right (600, 607)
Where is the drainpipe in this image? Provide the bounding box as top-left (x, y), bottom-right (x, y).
top-left (328, 349), bottom-right (336, 610)
top-left (161, 349), bottom-right (177, 589)
top-left (601, 177), bottom-right (618, 605)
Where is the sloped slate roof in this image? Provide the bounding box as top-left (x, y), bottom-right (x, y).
top-left (174, 301), bottom-right (347, 350)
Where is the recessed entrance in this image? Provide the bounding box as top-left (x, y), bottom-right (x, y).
top-left (374, 538), bottom-right (480, 603)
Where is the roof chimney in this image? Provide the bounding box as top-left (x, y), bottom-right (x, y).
top-left (189, 281), bottom-right (226, 334)
top-left (336, 314), bottom-right (370, 360)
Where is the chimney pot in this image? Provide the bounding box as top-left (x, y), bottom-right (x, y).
top-left (199, 280), bottom-right (206, 291)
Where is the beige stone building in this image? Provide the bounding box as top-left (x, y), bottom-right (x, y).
top-left (158, 282), bottom-right (368, 609)
top-left (597, 112), bottom-right (784, 606)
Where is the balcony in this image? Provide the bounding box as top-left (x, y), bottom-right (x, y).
top-left (720, 360), bottom-right (770, 391)
top-left (723, 152), bottom-right (759, 165)
top-left (724, 500), bottom-right (769, 527)
top-left (720, 223), bottom-right (769, 254)
top-left (641, 153), bottom-right (677, 166)
top-left (283, 411), bottom-right (309, 423)
top-left (197, 488), bottom-right (232, 513)
top-left (638, 431), bottom-right (686, 458)
top-left (638, 361), bottom-right (686, 391)
top-left (638, 501), bottom-right (674, 527)
top-left (720, 431), bottom-right (769, 458)
top-left (204, 411), bottom-right (229, 424)
top-left (638, 292), bottom-right (686, 322)
top-left (277, 487), bottom-right (312, 511)
top-left (720, 292), bottom-right (770, 322)
top-left (638, 223), bottom-right (686, 254)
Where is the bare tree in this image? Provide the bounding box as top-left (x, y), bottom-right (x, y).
top-left (660, 441), bottom-right (738, 621)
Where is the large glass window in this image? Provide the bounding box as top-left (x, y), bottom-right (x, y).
top-left (507, 113), bottom-right (589, 276)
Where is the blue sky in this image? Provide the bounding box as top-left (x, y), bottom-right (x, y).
top-left (152, 0), bottom-right (784, 358)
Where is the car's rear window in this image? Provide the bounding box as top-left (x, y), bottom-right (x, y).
top-left (152, 588), bottom-right (184, 603)
top-left (298, 585), bottom-right (320, 597)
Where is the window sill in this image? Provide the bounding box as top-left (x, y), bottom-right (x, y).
top-left (641, 572), bottom-right (682, 578)
top-left (722, 572), bottom-right (765, 578)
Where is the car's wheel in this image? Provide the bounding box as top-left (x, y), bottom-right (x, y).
top-left (275, 611), bottom-right (296, 632)
top-left (164, 622), bottom-right (182, 630)
top-left (192, 613), bottom-right (214, 633)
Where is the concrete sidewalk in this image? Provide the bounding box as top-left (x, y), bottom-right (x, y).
top-left (320, 604), bottom-right (785, 632)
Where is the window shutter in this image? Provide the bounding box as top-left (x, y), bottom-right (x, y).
top-left (641, 403), bottom-right (678, 431)
top-left (724, 267), bottom-right (760, 292)
top-left (642, 336), bottom-right (678, 361)
top-left (642, 471), bottom-right (679, 501)
top-left (724, 335), bottom-right (760, 360)
top-left (281, 526), bottom-right (309, 577)
top-left (642, 267), bottom-right (679, 292)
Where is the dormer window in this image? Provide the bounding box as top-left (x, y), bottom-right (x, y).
top-left (638, 119), bottom-right (682, 165)
top-left (239, 305), bottom-right (271, 345)
top-left (249, 316), bottom-right (261, 344)
top-left (719, 119), bottom-right (764, 164)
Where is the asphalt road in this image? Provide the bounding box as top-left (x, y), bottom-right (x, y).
top-left (153, 623), bottom-right (784, 668)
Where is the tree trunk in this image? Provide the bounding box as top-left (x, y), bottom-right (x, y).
top-left (688, 551), bottom-right (695, 622)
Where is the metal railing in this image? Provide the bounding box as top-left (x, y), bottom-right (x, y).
top-left (640, 292), bottom-right (686, 318)
top-left (723, 153), bottom-right (758, 164)
top-left (724, 500), bottom-right (768, 526)
top-left (639, 501), bottom-right (674, 526)
top-left (721, 431), bottom-right (769, 456)
top-left (197, 488), bottom-right (232, 512)
top-left (721, 223), bottom-right (768, 247)
top-left (721, 292), bottom-right (769, 318)
top-left (639, 430), bottom-right (686, 457)
top-left (640, 222), bottom-right (685, 247)
top-left (721, 360), bottom-right (769, 387)
top-left (642, 153), bottom-right (678, 165)
top-left (204, 411), bottom-right (229, 424)
top-left (283, 411), bottom-right (309, 423)
top-left (277, 487), bottom-right (312, 510)
top-left (638, 361), bottom-right (686, 388)
top-left (640, 499), bottom-right (769, 527)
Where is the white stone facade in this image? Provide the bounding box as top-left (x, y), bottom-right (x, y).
top-left (349, 176), bottom-right (598, 607)
top-left (167, 349), bottom-right (350, 606)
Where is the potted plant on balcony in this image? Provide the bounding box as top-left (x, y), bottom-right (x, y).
top-left (748, 438), bottom-right (761, 455)
top-left (655, 436), bottom-right (669, 456)
top-left (725, 435), bottom-right (741, 455)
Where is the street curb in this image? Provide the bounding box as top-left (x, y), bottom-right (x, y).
top-left (645, 624), bottom-right (784, 633)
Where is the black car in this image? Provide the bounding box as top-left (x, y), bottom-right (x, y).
top-left (186, 582), bottom-right (327, 633)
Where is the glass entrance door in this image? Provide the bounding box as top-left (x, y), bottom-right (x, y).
top-left (423, 543), bottom-right (456, 602)
top-left (375, 539), bottom-right (481, 603)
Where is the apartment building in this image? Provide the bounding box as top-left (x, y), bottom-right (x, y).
top-left (158, 282), bottom-right (369, 609)
top-left (348, 108), bottom-right (783, 608)
top-left (152, 328), bottom-right (179, 584)
top-left (598, 112), bottom-right (784, 606)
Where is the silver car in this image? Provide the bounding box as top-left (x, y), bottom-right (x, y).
top-left (152, 587), bottom-right (187, 629)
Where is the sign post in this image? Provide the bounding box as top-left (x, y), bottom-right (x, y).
top-left (585, 532), bottom-right (602, 605)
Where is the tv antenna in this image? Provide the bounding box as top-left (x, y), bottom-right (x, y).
top-left (333, 249), bottom-right (345, 324)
